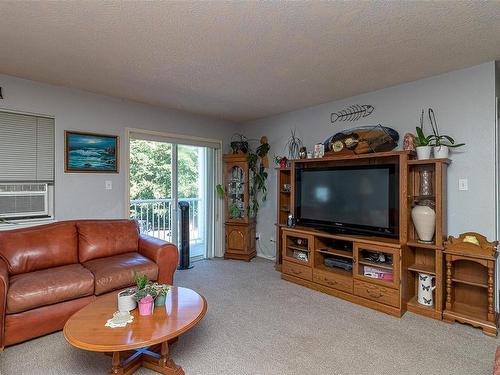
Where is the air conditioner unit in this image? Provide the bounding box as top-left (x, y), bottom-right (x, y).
top-left (0, 183), bottom-right (49, 219)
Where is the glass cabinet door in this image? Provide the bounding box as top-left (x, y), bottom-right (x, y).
top-left (225, 161), bottom-right (250, 223)
top-left (353, 243), bottom-right (400, 289)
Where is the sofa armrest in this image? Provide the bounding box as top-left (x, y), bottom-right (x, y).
top-left (0, 258), bottom-right (8, 350)
top-left (138, 235), bottom-right (179, 285)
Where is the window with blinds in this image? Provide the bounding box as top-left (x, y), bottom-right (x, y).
top-left (0, 111), bottom-right (55, 220)
top-left (0, 111), bottom-right (54, 182)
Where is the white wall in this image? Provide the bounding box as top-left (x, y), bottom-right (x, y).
top-left (1, 62), bottom-right (497, 259)
top-left (242, 62), bottom-right (497, 259)
top-left (0, 74), bottom-right (236, 220)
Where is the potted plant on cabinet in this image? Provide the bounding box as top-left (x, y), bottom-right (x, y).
top-left (428, 108), bottom-right (465, 159)
top-left (218, 135), bottom-right (271, 219)
top-left (415, 110), bottom-right (433, 160)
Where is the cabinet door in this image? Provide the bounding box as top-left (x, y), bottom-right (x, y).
top-left (353, 243), bottom-right (400, 289)
top-left (282, 231), bottom-right (313, 267)
top-left (226, 226), bottom-right (247, 253)
top-left (225, 161), bottom-right (249, 223)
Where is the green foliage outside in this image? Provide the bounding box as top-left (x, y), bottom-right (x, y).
top-left (130, 140), bottom-right (200, 200)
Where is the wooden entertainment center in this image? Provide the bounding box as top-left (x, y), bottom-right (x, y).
top-left (275, 150), bottom-right (450, 319)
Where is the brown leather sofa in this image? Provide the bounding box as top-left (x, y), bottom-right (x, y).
top-left (0, 219), bottom-right (179, 349)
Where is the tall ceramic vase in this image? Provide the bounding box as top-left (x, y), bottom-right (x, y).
top-left (411, 202), bottom-right (436, 243)
top-left (417, 273), bottom-right (436, 306)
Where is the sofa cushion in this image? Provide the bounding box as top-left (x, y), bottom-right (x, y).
top-left (83, 252), bottom-right (158, 295)
top-left (77, 220), bottom-right (140, 262)
top-left (0, 221), bottom-right (78, 275)
top-left (6, 264), bottom-right (94, 314)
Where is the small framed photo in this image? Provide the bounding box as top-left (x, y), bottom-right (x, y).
top-left (65, 131), bottom-right (119, 173)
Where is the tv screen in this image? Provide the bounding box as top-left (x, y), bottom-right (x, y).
top-left (295, 164), bottom-right (399, 237)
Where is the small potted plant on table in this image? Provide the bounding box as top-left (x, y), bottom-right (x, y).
top-left (150, 282), bottom-right (170, 307)
top-left (133, 273), bottom-right (156, 316)
top-left (117, 288), bottom-right (137, 312)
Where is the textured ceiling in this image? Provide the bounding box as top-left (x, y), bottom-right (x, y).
top-left (0, 2), bottom-right (499, 122)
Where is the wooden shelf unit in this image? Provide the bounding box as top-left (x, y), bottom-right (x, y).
top-left (443, 232), bottom-right (498, 336)
top-left (276, 151), bottom-right (455, 321)
top-left (403, 158), bottom-right (448, 320)
top-left (277, 151), bottom-right (410, 317)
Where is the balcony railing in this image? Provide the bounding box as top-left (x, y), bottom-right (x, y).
top-left (129, 198), bottom-right (203, 247)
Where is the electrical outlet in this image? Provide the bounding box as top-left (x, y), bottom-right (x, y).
top-left (105, 180), bottom-right (112, 190)
top-left (256, 232), bottom-right (261, 240)
top-left (458, 178), bottom-right (468, 191)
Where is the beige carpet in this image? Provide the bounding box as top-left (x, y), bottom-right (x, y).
top-left (1, 258), bottom-right (498, 375)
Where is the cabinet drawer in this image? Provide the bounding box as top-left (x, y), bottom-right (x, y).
top-left (354, 280), bottom-right (399, 308)
top-left (313, 269), bottom-right (353, 294)
top-left (283, 261), bottom-right (312, 281)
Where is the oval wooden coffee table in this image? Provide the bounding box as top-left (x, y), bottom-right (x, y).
top-left (64, 286), bottom-right (207, 375)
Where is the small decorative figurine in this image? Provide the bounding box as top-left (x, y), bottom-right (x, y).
top-left (299, 146), bottom-right (307, 159)
top-left (280, 157), bottom-right (288, 168)
top-left (403, 133), bottom-right (416, 152)
top-left (275, 156), bottom-right (288, 169)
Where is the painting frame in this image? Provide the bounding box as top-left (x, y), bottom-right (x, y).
top-left (64, 130), bottom-right (119, 173)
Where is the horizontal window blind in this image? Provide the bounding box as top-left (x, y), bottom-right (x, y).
top-left (129, 130), bottom-right (221, 149)
top-left (0, 111), bottom-right (55, 182)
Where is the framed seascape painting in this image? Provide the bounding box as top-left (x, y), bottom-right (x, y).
top-left (65, 131), bottom-right (119, 173)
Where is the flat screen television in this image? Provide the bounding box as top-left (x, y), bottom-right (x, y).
top-left (294, 164), bottom-right (399, 238)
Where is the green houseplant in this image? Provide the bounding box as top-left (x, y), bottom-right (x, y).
top-left (133, 273), bottom-right (157, 316)
top-left (415, 110), bottom-right (433, 160)
top-left (427, 108), bottom-right (465, 159)
top-left (285, 130), bottom-right (302, 160)
top-left (246, 138), bottom-right (270, 217)
top-left (150, 282), bottom-right (170, 307)
top-left (134, 273), bottom-right (149, 291)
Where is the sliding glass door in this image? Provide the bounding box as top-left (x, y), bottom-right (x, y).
top-left (129, 136), bottom-right (212, 259)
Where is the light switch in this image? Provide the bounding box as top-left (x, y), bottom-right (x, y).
top-left (105, 180), bottom-right (112, 190)
top-left (458, 178), bottom-right (468, 191)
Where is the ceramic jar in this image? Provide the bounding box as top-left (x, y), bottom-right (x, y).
top-left (117, 288), bottom-right (137, 312)
top-left (418, 273), bottom-right (436, 306)
top-left (138, 295), bottom-right (154, 316)
top-left (411, 202), bottom-right (436, 243)
top-left (433, 145), bottom-right (449, 159)
top-left (154, 294), bottom-right (167, 307)
top-left (416, 146), bottom-right (432, 160)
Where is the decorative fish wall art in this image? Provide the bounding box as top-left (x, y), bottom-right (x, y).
top-left (330, 104), bottom-right (374, 123)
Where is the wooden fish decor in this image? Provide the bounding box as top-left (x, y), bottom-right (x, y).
top-left (323, 125), bottom-right (399, 155)
top-left (331, 104), bottom-right (374, 123)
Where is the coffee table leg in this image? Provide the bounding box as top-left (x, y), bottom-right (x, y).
top-left (110, 352), bottom-right (123, 375)
top-left (142, 341), bottom-right (184, 375)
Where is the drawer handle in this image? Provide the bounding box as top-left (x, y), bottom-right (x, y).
top-left (291, 269), bottom-right (302, 275)
top-left (326, 279), bottom-right (338, 286)
top-left (367, 289), bottom-right (382, 299)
